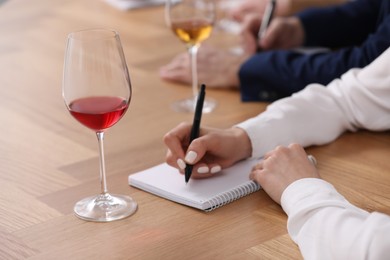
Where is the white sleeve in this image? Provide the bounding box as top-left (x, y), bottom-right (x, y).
top-left (236, 47), bottom-right (390, 158)
top-left (281, 178), bottom-right (390, 260)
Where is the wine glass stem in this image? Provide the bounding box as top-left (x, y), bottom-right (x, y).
top-left (189, 44), bottom-right (199, 99)
top-left (96, 131), bottom-right (108, 195)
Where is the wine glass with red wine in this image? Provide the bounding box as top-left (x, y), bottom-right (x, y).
top-left (62, 29), bottom-right (137, 222)
top-left (166, 0), bottom-right (217, 113)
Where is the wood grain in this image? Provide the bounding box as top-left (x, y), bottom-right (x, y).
top-left (0, 0), bottom-right (389, 259)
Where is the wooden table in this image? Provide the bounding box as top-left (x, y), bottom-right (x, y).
top-left (0, 0), bottom-right (389, 259)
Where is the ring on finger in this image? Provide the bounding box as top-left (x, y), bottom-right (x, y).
top-left (307, 155), bottom-right (317, 166)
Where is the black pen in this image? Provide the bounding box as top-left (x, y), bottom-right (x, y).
top-left (258, 0), bottom-right (276, 40)
top-left (185, 84), bottom-right (206, 184)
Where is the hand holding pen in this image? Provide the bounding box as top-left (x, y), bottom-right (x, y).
top-left (240, 0), bottom-right (277, 54)
top-left (163, 86), bottom-right (253, 182)
top-left (240, 0), bottom-right (304, 52)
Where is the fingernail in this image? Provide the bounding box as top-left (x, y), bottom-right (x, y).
top-left (177, 158), bottom-right (186, 170)
top-left (197, 166), bottom-right (209, 174)
top-left (210, 165), bottom-right (221, 174)
top-left (185, 151), bottom-right (197, 164)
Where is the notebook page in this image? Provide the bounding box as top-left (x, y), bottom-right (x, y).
top-left (128, 158), bottom-right (261, 210)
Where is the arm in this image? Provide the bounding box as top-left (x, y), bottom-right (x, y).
top-left (163, 48), bottom-right (390, 177)
top-left (241, 0), bottom-right (360, 54)
top-left (285, 0), bottom-right (347, 16)
top-left (237, 47), bottom-right (390, 158)
top-left (250, 143), bottom-right (390, 259)
top-left (298, 0), bottom-right (380, 48)
top-left (282, 179), bottom-right (390, 259)
top-left (229, 0), bottom-right (348, 22)
top-left (239, 11), bottom-right (390, 101)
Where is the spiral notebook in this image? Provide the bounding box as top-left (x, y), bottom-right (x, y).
top-left (128, 159), bottom-right (261, 211)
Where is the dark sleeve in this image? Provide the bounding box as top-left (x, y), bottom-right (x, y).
top-left (239, 13), bottom-right (390, 102)
top-left (298, 0), bottom-right (380, 48)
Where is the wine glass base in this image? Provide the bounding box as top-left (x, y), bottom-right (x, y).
top-left (74, 193), bottom-right (137, 222)
top-left (171, 97), bottom-right (217, 113)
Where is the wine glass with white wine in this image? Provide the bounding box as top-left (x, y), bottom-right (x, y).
top-left (166, 0), bottom-right (217, 113)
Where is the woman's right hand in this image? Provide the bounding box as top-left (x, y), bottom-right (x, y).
top-left (163, 122), bottom-right (253, 178)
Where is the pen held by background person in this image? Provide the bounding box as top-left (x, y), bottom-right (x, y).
top-left (258, 0), bottom-right (276, 40)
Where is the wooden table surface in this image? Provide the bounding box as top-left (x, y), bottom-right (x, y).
top-left (1, 0), bottom-right (389, 259)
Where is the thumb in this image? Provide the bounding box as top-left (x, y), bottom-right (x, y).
top-left (184, 135), bottom-right (209, 165)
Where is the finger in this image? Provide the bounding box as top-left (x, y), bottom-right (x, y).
top-left (249, 169), bottom-right (261, 182)
top-left (259, 19), bottom-right (278, 49)
top-left (240, 14), bottom-right (261, 52)
top-left (251, 161), bottom-right (263, 171)
top-left (191, 163), bottom-right (222, 178)
top-left (165, 149), bottom-right (177, 168)
top-left (160, 64), bottom-right (190, 82)
top-left (209, 164), bottom-right (222, 174)
top-left (249, 170), bottom-right (255, 180)
top-left (289, 143), bottom-right (308, 155)
top-left (263, 150), bottom-right (274, 160)
top-left (160, 70), bottom-right (190, 83)
top-left (184, 131), bottom-right (225, 166)
top-left (163, 122), bottom-right (191, 161)
top-left (190, 163), bottom-right (213, 179)
top-left (161, 57), bottom-right (188, 72)
top-left (183, 135), bottom-right (211, 165)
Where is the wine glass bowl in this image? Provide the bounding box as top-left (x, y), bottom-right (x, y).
top-left (170, 18), bottom-right (213, 47)
top-left (63, 29), bottom-right (137, 222)
top-left (68, 96), bottom-right (129, 132)
top-left (166, 0), bottom-right (217, 113)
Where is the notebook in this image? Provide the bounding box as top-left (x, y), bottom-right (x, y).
top-left (128, 159), bottom-right (261, 211)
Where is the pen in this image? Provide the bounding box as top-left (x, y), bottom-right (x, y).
top-left (185, 84), bottom-right (206, 184)
top-left (258, 0), bottom-right (276, 39)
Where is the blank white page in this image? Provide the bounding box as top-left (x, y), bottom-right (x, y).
top-left (128, 159), bottom-right (261, 211)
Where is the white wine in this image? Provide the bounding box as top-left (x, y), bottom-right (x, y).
top-left (171, 18), bottom-right (213, 45)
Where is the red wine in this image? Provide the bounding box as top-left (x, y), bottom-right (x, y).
top-left (69, 96), bottom-right (128, 131)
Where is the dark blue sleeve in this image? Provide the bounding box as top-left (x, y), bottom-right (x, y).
top-left (239, 0), bottom-right (390, 102)
top-left (298, 0), bottom-right (381, 48)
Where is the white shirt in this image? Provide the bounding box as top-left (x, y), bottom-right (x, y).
top-left (237, 47), bottom-right (390, 259)
top-left (282, 178), bottom-right (390, 259)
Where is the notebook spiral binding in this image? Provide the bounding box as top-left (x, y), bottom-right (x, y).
top-left (205, 181), bottom-right (260, 212)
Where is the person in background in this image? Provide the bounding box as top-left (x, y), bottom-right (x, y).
top-left (229, 0), bottom-right (348, 22)
top-left (163, 46), bottom-right (390, 258)
top-left (160, 0), bottom-right (389, 102)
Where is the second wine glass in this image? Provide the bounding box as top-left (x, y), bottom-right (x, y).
top-left (166, 0), bottom-right (217, 113)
